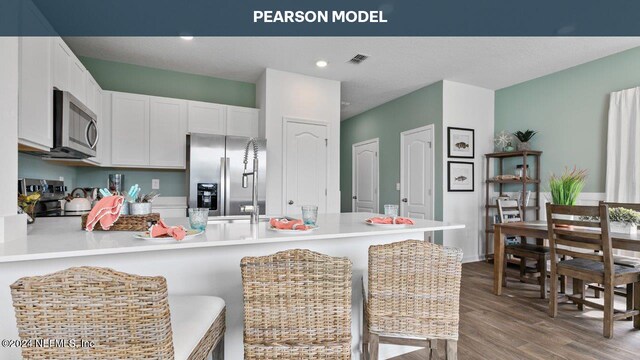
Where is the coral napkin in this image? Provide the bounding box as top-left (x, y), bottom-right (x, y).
top-left (367, 216), bottom-right (414, 225)
top-left (85, 196), bottom-right (124, 231)
top-left (149, 219), bottom-right (187, 241)
top-left (269, 218), bottom-right (309, 231)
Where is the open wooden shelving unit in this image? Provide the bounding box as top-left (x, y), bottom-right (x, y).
top-left (484, 150), bottom-right (542, 262)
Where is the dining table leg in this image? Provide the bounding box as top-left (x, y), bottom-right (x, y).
top-left (494, 226), bottom-right (505, 295)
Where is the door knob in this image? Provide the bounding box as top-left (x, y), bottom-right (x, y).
top-left (352, 196), bottom-right (357, 200)
top-left (288, 200), bottom-right (294, 205)
top-left (401, 198), bottom-right (408, 202)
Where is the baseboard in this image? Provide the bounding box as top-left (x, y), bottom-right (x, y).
top-left (463, 254), bottom-right (484, 264)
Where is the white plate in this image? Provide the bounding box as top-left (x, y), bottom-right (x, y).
top-left (364, 218), bottom-right (413, 227)
top-left (268, 225), bottom-right (319, 233)
top-left (134, 229), bottom-right (204, 241)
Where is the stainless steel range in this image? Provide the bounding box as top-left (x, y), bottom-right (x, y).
top-left (18, 178), bottom-right (67, 217)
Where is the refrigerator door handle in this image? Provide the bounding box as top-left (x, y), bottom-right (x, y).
top-left (219, 157), bottom-right (225, 215)
top-left (225, 157), bottom-right (231, 215)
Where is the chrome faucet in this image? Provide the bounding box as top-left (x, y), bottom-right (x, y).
top-left (240, 138), bottom-right (260, 224)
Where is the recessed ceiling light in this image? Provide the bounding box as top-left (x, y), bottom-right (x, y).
top-left (180, 35), bottom-right (194, 40)
top-left (316, 60), bottom-right (328, 68)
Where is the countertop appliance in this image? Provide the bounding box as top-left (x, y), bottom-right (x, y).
top-left (187, 134), bottom-right (266, 217)
top-left (48, 89), bottom-right (98, 159)
top-left (18, 178), bottom-right (67, 217)
top-left (64, 188), bottom-right (92, 214)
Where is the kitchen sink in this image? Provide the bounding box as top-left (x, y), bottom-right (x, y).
top-left (207, 216), bottom-right (270, 224)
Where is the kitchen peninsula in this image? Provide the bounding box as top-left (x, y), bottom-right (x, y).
top-left (0, 213), bottom-right (463, 359)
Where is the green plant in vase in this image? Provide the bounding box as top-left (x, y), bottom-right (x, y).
top-left (513, 129), bottom-right (537, 151)
top-left (18, 193), bottom-right (41, 224)
top-left (548, 167), bottom-right (587, 206)
top-left (609, 207), bottom-right (640, 235)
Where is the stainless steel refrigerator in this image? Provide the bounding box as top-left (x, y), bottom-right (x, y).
top-left (186, 134), bottom-right (266, 216)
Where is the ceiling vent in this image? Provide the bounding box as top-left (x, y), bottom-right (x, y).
top-left (348, 54), bottom-right (369, 64)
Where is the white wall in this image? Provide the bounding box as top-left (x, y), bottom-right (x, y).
top-left (0, 37), bottom-right (26, 243)
top-left (441, 80), bottom-right (495, 262)
top-left (258, 68), bottom-right (341, 215)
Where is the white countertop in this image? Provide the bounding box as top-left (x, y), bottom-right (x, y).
top-left (0, 213), bottom-right (464, 263)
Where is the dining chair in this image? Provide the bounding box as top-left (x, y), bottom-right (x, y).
top-left (10, 266), bottom-right (226, 360)
top-left (241, 249), bottom-right (352, 359)
top-left (546, 203), bottom-right (640, 338)
top-left (589, 202), bottom-right (640, 315)
top-left (363, 240), bottom-right (462, 360)
top-left (497, 199), bottom-right (551, 298)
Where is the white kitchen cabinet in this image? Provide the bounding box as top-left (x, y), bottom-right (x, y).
top-left (149, 96), bottom-right (187, 168)
top-left (111, 92), bottom-right (150, 166)
top-left (51, 38), bottom-right (70, 91)
top-left (226, 105), bottom-right (259, 138)
top-left (187, 101), bottom-right (226, 135)
top-left (69, 56), bottom-right (86, 103)
top-left (51, 37), bottom-right (86, 103)
top-left (85, 73), bottom-right (99, 115)
top-left (18, 37), bottom-right (53, 151)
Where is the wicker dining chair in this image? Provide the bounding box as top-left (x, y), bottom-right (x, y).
top-left (241, 249), bottom-right (352, 359)
top-left (10, 266), bottom-right (226, 360)
top-left (363, 240), bottom-right (463, 360)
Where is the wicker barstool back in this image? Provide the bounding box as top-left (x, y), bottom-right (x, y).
top-left (367, 240), bottom-right (463, 340)
top-left (10, 266), bottom-right (174, 360)
top-left (241, 249), bottom-right (353, 359)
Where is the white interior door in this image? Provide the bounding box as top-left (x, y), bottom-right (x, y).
top-left (400, 125), bottom-right (434, 219)
top-left (352, 139), bottom-right (379, 213)
top-left (284, 120), bottom-right (328, 215)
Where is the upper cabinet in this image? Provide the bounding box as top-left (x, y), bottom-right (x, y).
top-left (226, 105), bottom-right (259, 138)
top-left (85, 73), bottom-right (100, 115)
top-left (108, 93), bottom-right (188, 169)
top-left (51, 39), bottom-right (70, 92)
top-left (149, 97), bottom-right (187, 168)
top-left (187, 101), bottom-right (226, 135)
top-left (111, 93), bottom-right (150, 166)
top-left (187, 101), bottom-right (259, 138)
top-left (51, 38), bottom-right (86, 103)
top-left (18, 37), bottom-right (53, 151)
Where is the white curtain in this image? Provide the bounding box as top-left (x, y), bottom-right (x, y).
top-left (606, 87), bottom-right (640, 258)
top-left (606, 87), bottom-right (640, 202)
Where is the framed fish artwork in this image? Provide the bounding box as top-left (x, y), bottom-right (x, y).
top-left (448, 161), bottom-right (474, 192)
top-left (447, 127), bottom-right (474, 158)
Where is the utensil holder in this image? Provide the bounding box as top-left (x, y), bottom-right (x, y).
top-left (129, 202), bottom-right (152, 215)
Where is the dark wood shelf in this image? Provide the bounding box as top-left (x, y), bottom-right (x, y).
top-left (484, 150), bottom-right (542, 263)
top-left (485, 150), bottom-right (543, 158)
top-left (487, 179), bottom-right (540, 184)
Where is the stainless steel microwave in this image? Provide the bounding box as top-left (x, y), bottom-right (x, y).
top-left (50, 90), bottom-right (98, 159)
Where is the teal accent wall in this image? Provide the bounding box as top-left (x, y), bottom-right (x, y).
top-left (495, 46), bottom-right (640, 193)
top-left (79, 57), bottom-right (256, 107)
top-left (18, 153), bottom-right (78, 190)
top-left (76, 168), bottom-right (185, 196)
top-left (19, 58), bottom-right (256, 196)
top-left (340, 81), bottom-right (444, 224)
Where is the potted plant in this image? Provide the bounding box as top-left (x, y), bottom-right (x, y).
top-left (609, 207), bottom-right (640, 235)
top-left (18, 193), bottom-right (41, 224)
top-left (513, 129), bottom-right (537, 151)
top-left (548, 167), bottom-right (587, 206)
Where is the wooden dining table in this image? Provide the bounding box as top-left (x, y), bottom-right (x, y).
top-left (493, 220), bottom-right (640, 295)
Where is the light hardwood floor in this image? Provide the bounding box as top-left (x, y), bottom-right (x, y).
top-left (392, 261), bottom-right (640, 360)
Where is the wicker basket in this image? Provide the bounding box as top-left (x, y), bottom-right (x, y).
top-left (81, 213), bottom-right (160, 231)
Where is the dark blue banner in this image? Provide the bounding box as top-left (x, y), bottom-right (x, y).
top-left (2, 0), bottom-right (640, 36)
